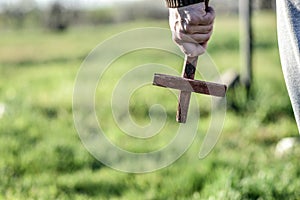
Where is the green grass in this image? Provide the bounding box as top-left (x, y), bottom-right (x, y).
top-left (0, 12), bottom-right (300, 199)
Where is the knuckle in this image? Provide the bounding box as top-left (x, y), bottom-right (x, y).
top-left (208, 30), bottom-right (213, 38)
top-left (207, 13), bottom-right (216, 24)
top-left (204, 34), bottom-right (211, 41)
top-left (188, 15), bottom-right (199, 25)
top-left (212, 14), bottom-right (216, 21)
top-left (184, 25), bottom-right (192, 33)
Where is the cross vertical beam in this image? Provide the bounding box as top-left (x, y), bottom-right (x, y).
top-left (177, 56), bottom-right (198, 123)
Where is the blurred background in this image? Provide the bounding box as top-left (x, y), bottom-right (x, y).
top-left (0, 0), bottom-right (276, 31)
top-left (1, 0), bottom-right (300, 199)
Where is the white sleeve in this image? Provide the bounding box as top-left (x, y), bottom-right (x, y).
top-left (277, 0), bottom-right (300, 133)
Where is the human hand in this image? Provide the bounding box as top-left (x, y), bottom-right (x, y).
top-left (169, 2), bottom-right (215, 57)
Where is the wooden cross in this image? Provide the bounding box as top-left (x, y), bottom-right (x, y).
top-left (153, 56), bottom-right (227, 123)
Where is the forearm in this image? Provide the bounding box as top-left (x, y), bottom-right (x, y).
top-left (165, 0), bottom-right (205, 8)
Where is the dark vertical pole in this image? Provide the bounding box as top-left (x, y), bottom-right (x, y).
top-left (239, 0), bottom-right (253, 98)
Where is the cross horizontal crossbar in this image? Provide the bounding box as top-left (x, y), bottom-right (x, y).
top-left (153, 73), bottom-right (227, 97)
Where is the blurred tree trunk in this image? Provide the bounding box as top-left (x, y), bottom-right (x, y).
top-left (48, 2), bottom-right (68, 32)
top-left (239, 0), bottom-right (253, 97)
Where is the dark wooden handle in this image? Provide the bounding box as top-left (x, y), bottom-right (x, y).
top-left (205, 0), bottom-right (210, 9)
top-left (176, 56), bottom-right (198, 123)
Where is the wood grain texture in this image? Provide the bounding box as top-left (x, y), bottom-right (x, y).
top-left (153, 73), bottom-right (227, 97)
top-left (177, 57), bottom-right (198, 123)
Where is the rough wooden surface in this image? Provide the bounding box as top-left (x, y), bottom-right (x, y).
top-left (153, 73), bottom-right (227, 97)
top-left (175, 57), bottom-right (198, 123)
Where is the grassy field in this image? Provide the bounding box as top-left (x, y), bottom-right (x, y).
top-left (1, 12), bottom-right (300, 199)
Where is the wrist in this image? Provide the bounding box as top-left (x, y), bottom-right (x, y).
top-left (165, 0), bottom-right (205, 8)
